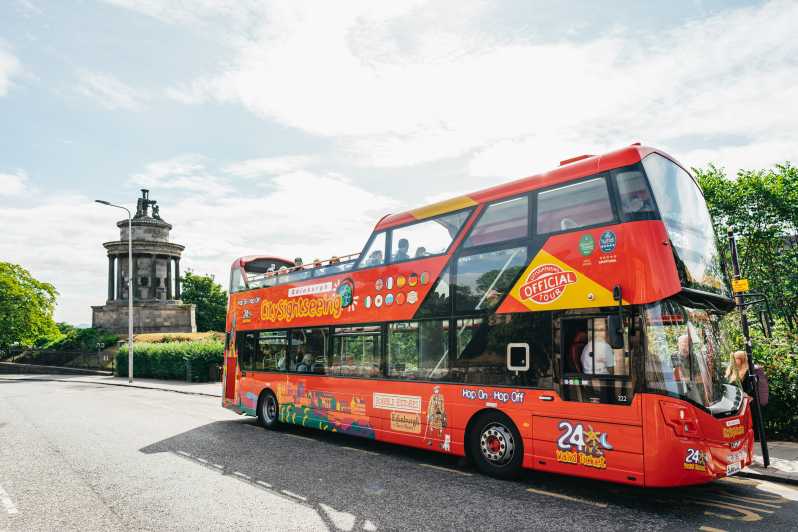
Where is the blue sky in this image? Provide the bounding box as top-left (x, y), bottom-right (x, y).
top-left (1, 0), bottom-right (796, 325)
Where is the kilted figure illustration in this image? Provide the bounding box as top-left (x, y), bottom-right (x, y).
top-left (424, 385), bottom-right (448, 447)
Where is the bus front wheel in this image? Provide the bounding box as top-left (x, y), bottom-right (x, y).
top-left (468, 411), bottom-right (523, 479)
top-left (257, 391), bottom-right (280, 429)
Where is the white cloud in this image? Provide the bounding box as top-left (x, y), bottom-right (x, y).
top-left (130, 154), bottom-right (233, 194)
top-left (0, 193), bottom-right (118, 323)
top-left (76, 70), bottom-right (149, 111)
top-left (0, 170), bottom-right (28, 195)
top-left (144, 1), bottom-right (798, 178)
top-left (0, 46), bottom-right (20, 96)
top-left (223, 155), bottom-right (315, 178)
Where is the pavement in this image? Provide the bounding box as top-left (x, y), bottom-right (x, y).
top-left (0, 373), bottom-right (222, 397)
top-left (740, 441), bottom-right (798, 486)
top-left (2, 378), bottom-right (798, 531)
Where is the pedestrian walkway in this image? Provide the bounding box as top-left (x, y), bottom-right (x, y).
top-left (742, 440), bottom-right (798, 486)
top-left (0, 373), bottom-right (222, 397)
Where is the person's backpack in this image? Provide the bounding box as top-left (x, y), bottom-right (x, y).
top-left (753, 365), bottom-right (769, 407)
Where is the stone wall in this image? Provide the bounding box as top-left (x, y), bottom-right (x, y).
top-left (92, 303), bottom-right (197, 334)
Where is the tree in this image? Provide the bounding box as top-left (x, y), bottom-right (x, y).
top-left (0, 262), bottom-right (59, 349)
top-left (180, 272), bottom-right (228, 332)
top-left (695, 162), bottom-right (798, 329)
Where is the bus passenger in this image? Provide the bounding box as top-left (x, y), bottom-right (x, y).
top-left (366, 250), bottom-right (383, 266)
top-left (296, 353), bottom-right (314, 373)
top-left (395, 238), bottom-right (410, 261)
top-left (581, 321), bottom-right (615, 374)
top-left (415, 246), bottom-right (427, 258)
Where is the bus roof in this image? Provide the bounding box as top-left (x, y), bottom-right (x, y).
top-left (375, 144), bottom-right (663, 231)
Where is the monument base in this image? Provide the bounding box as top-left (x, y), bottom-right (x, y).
top-left (92, 302), bottom-right (197, 334)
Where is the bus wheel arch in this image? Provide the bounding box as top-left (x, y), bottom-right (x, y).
top-left (257, 389), bottom-right (280, 429)
top-left (465, 409), bottom-right (524, 479)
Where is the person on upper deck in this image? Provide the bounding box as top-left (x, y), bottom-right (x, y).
top-left (395, 238), bottom-right (410, 261)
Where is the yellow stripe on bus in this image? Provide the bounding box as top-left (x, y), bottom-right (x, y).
top-left (409, 195), bottom-right (477, 221)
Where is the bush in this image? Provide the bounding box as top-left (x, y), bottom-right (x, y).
top-left (43, 324), bottom-right (119, 351)
top-left (751, 325), bottom-right (798, 440)
top-left (116, 340), bottom-right (223, 382)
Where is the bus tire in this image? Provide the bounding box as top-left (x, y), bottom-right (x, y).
top-left (257, 390), bottom-right (280, 429)
top-left (467, 410), bottom-right (523, 479)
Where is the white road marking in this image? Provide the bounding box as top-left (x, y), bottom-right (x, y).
top-left (196, 458), bottom-right (208, 464)
top-left (419, 463), bottom-right (473, 476)
top-left (177, 451), bottom-right (191, 457)
top-left (256, 480), bottom-right (272, 488)
top-left (341, 446), bottom-right (379, 456)
top-left (526, 487), bottom-right (608, 508)
top-left (0, 483), bottom-right (19, 515)
top-left (283, 433), bottom-right (315, 442)
top-left (281, 490), bottom-right (307, 501)
top-left (212, 464), bottom-right (223, 469)
top-left (233, 471), bottom-right (251, 480)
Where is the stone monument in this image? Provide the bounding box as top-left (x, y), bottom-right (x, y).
top-left (92, 189), bottom-right (197, 334)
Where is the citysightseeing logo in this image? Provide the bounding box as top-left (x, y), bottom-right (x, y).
top-left (520, 264), bottom-right (577, 304)
top-left (260, 295), bottom-right (343, 323)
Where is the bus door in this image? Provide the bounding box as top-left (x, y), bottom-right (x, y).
top-left (531, 313), bottom-right (644, 484)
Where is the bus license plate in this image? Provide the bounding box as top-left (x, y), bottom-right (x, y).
top-left (726, 462), bottom-right (742, 476)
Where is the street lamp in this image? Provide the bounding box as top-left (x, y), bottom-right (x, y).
top-left (95, 199), bottom-right (134, 383)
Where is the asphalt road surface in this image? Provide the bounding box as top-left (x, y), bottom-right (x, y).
top-left (1, 379), bottom-right (797, 531)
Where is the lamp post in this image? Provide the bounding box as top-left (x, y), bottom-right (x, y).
top-left (95, 199), bottom-right (134, 383)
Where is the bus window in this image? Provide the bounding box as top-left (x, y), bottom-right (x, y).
top-left (290, 328), bottom-right (328, 374)
top-left (536, 177), bottom-right (614, 234)
top-left (614, 167), bottom-right (655, 217)
top-left (238, 332), bottom-right (257, 371)
top-left (390, 210), bottom-right (471, 262)
top-left (257, 331), bottom-right (288, 371)
top-left (564, 317), bottom-right (628, 376)
top-left (358, 232), bottom-right (386, 269)
top-left (230, 267), bottom-right (246, 293)
top-left (558, 316), bottom-right (632, 405)
top-left (464, 196), bottom-right (528, 248)
top-left (455, 247), bottom-right (527, 312)
top-left (330, 326), bottom-right (382, 378)
top-left (451, 314), bottom-right (553, 387)
top-left (387, 320), bottom-right (449, 380)
top-left (416, 265), bottom-right (452, 318)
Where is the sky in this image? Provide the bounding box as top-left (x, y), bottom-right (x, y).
top-left (1, 0), bottom-right (796, 325)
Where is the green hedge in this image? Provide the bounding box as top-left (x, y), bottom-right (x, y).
top-left (116, 341), bottom-right (223, 382)
top-left (752, 326), bottom-right (798, 440)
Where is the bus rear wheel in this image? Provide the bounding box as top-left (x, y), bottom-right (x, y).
top-left (468, 411), bottom-right (523, 479)
top-left (257, 391), bottom-right (280, 429)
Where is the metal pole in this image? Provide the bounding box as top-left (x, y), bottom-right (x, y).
top-left (727, 227), bottom-right (769, 467)
top-left (127, 208), bottom-right (133, 383)
top-left (95, 199), bottom-right (135, 383)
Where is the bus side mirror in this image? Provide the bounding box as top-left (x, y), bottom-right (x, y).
top-left (507, 343), bottom-right (530, 371)
top-left (607, 315), bottom-right (624, 350)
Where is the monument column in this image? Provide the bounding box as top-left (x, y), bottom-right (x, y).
top-left (108, 256), bottom-right (115, 301)
top-left (116, 255), bottom-right (123, 301)
top-left (150, 254), bottom-right (158, 300)
top-left (175, 258), bottom-right (181, 300)
top-left (166, 256), bottom-right (172, 300)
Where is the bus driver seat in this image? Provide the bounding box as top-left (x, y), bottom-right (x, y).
top-left (569, 331), bottom-right (587, 373)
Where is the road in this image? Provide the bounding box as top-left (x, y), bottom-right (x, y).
top-left (1, 380), bottom-right (797, 531)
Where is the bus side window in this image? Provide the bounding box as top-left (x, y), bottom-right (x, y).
top-left (451, 313), bottom-right (553, 388)
top-left (238, 332), bottom-right (256, 372)
top-left (331, 326), bottom-right (382, 378)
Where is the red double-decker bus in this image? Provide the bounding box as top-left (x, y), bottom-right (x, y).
top-left (222, 144), bottom-right (754, 487)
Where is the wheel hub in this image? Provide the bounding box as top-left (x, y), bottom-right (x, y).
top-left (479, 423), bottom-right (515, 465)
